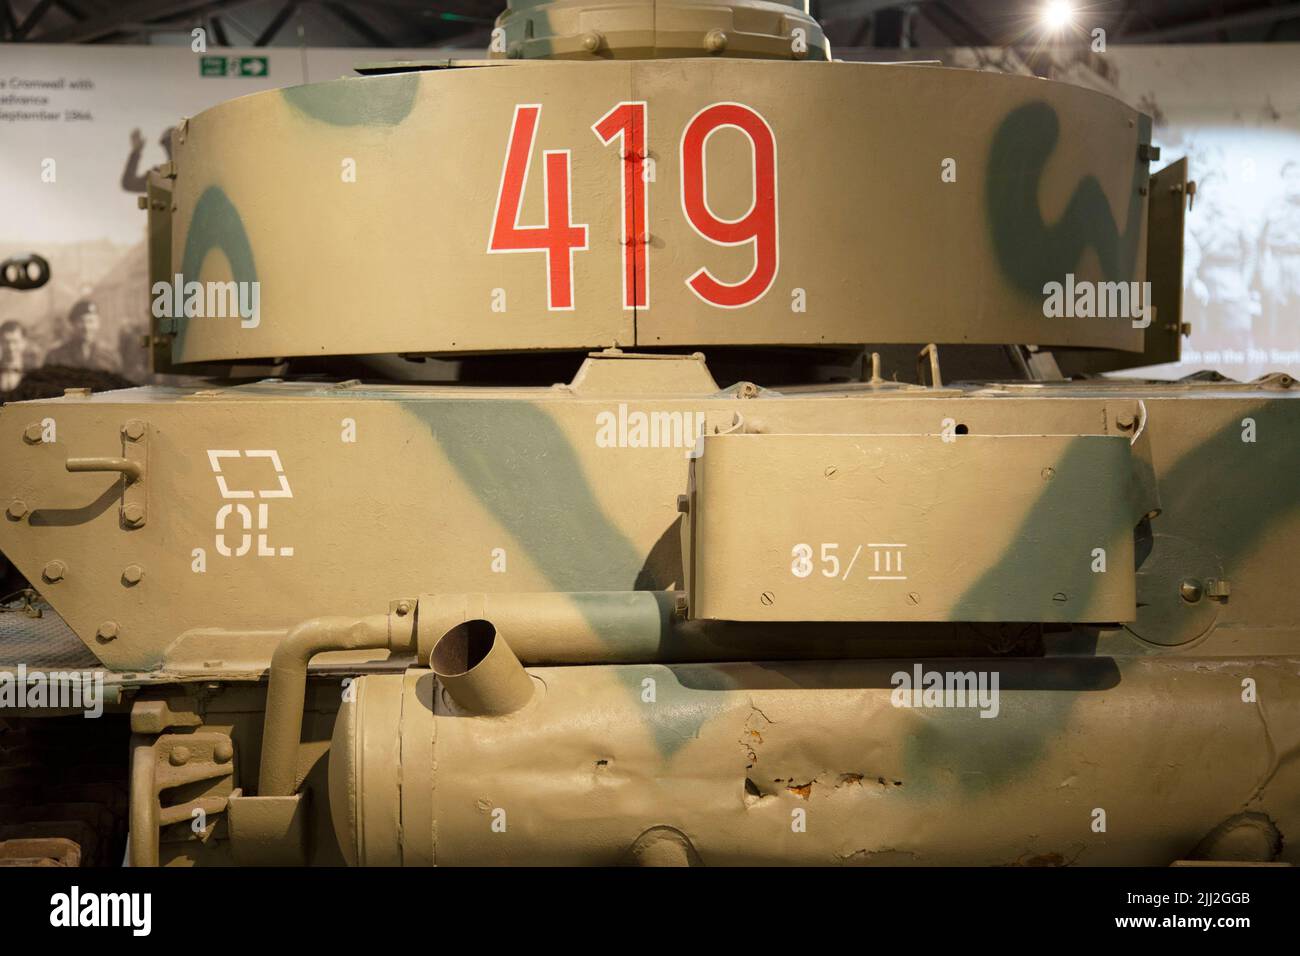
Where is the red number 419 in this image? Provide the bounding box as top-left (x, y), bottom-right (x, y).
top-left (487, 100), bottom-right (779, 312)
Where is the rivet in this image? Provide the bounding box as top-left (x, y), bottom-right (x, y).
top-left (1041, 466), bottom-right (1056, 481)
top-left (1180, 579), bottom-right (1203, 603)
top-left (169, 746), bottom-right (191, 766)
top-left (214, 740), bottom-right (234, 764)
top-left (395, 600), bottom-right (412, 617)
top-left (704, 28), bottom-right (728, 52)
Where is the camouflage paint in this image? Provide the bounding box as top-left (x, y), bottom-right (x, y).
top-left (176, 185), bottom-right (258, 354)
top-left (281, 73), bottom-right (420, 127)
top-left (987, 102), bottom-right (1150, 297)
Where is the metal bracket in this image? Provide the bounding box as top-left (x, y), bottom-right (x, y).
top-left (128, 727), bottom-right (235, 866)
top-left (61, 420), bottom-right (149, 528)
top-left (227, 790), bottom-right (308, 866)
top-left (916, 343), bottom-right (943, 388)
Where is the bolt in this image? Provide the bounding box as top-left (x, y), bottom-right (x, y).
top-left (1180, 579), bottom-right (1203, 603)
top-left (169, 746), bottom-right (191, 767)
top-left (214, 739), bottom-right (234, 764)
top-left (738, 382), bottom-right (759, 399)
top-left (122, 564), bottom-right (144, 586)
top-left (5, 499), bottom-right (27, 520)
top-left (759, 591), bottom-right (774, 606)
top-left (123, 420), bottom-right (146, 442)
top-left (95, 621), bottom-right (119, 643)
top-left (1041, 466), bottom-right (1056, 481)
top-left (704, 28), bottom-right (728, 52)
top-left (676, 494), bottom-right (690, 513)
top-left (674, 594), bottom-right (688, 617)
top-left (122, 503), bottom-right (145, 527)
top-left (395, 600), bottom-right (412, 617)
top-left (22, 422), bottom-right (43, 444)
top-left (42, 560), bottom-right (66, 583)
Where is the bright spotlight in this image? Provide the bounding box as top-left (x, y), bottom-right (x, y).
top-left (1042, 0), bottom-right (1075, 31)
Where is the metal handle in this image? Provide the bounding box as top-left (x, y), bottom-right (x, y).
top-left (65, 457), bottom-right (144, 482)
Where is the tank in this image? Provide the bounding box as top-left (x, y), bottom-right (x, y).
top-left (1, 0), bottom-right (1297, 868)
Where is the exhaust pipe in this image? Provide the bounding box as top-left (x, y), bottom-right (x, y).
top-left (430, 619), bottom-right (533, 716)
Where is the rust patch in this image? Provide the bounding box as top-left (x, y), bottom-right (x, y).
top-left (786, 781), bottom-right (814, 800)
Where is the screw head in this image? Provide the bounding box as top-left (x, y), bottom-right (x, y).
top-left (22, 422), bottom-right (43, 444)
top-left (42, 560), bottom-right (66, 583)
top-left (759, 591), bottom-right (774, 606)
top-left (1180, 579), bottom-right (1203, 603)
top-left (122, 503), bottom-right (145, 527)
top-left (122, 564), bottom-right (144, 586)
top-left (123, 420), bottom-right (146, 442)
top-left (824, 466), bottom-right (837, 478)
top-left (95, 621), bottom-right (119, 642)
top-left (581, 30), bottom-right (602, 52)
top-left (5, 499), bottom-right (28, 520)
